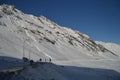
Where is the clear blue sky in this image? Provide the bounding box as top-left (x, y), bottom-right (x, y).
top-left (0, 0), bottom-right (120, 44)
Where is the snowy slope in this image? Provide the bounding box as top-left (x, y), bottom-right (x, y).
top-left (0, 4), bottom-right (119, 61)
top-left (96, 41), bottom-right (120, 57)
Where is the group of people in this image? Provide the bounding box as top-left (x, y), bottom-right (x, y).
top-left (39, 58), bottom-right (51, 62)
top-left (22, 57), bottom-right (52, 63)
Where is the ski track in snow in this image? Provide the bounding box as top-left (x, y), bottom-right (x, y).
top-left (25, 30), bottom-right (53, 59)
top-left (35, 45), bottom-right (53, 59)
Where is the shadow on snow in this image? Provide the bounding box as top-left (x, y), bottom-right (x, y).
top-left (0, 56), bottom-right (120, 80)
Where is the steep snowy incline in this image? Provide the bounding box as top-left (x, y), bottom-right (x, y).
top-left (0, 4), bottom-right (119, 61)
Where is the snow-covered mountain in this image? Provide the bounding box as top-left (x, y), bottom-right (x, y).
top-left (0, 4), bottom-right (119, 61)
top-left (96, 41), bottom-right (120, 57)
top-left (0, 4), bottom-right (120, 80)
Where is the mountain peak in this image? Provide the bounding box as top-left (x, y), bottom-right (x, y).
top-left (1, 4), bottom-right (14, 8)
top-left (0, 4), bottom-right (21, 16)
